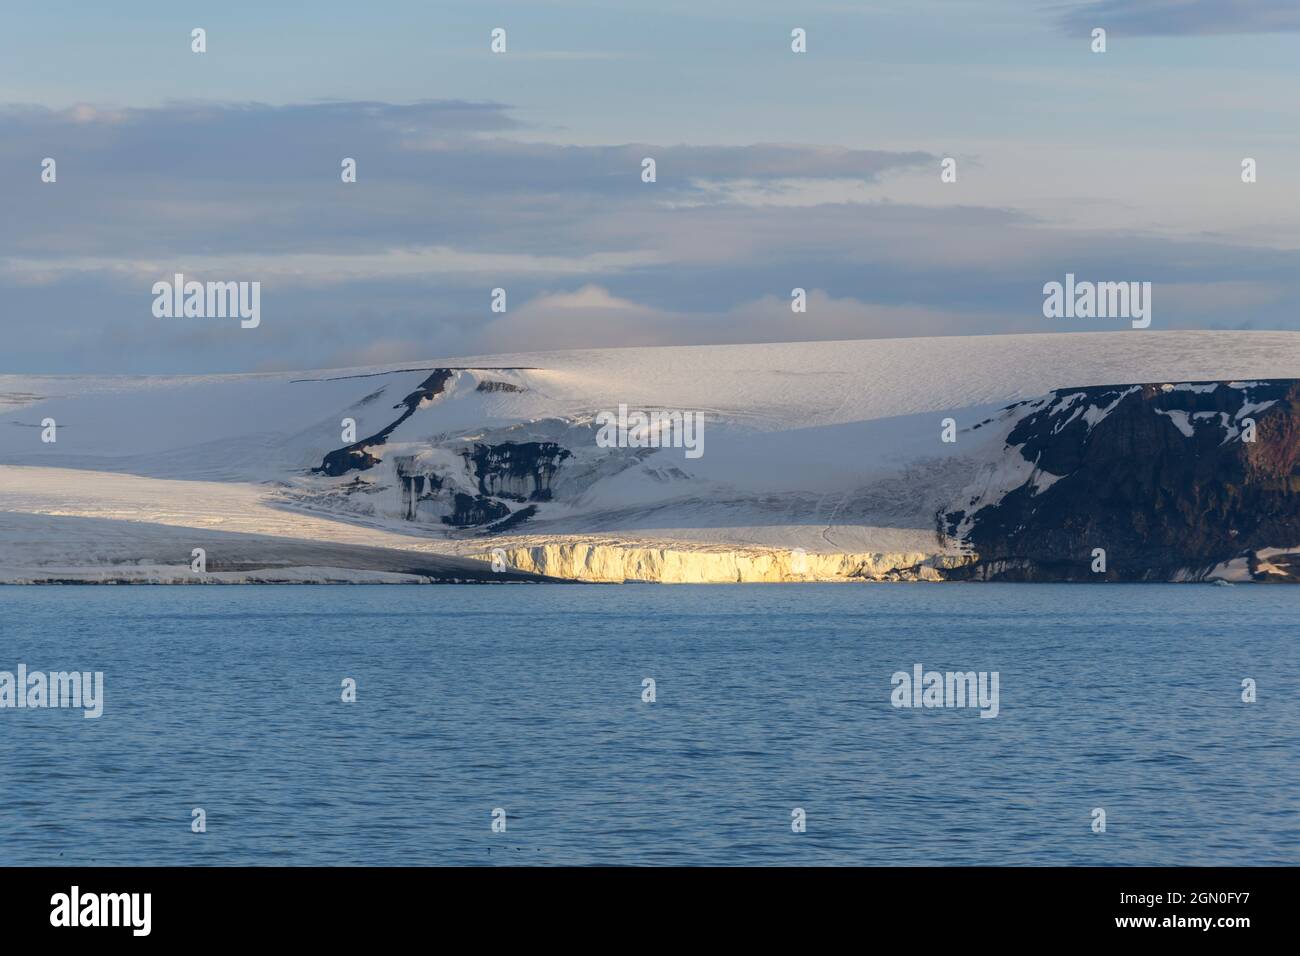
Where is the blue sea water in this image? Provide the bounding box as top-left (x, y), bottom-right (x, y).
top-left (0, 583), bottom-right (1296, 866)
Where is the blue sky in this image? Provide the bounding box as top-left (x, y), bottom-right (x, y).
top-left (3, 0), bottom-right (1300, 372)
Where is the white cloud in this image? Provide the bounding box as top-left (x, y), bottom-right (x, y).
top-left (0, 247), bottom-right (665, 286)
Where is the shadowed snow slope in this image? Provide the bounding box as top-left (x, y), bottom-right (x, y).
top-left (3, 331), bottom-right (1300, 582)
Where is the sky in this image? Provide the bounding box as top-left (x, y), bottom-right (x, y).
top-left (2, 0), bottom-right (1300, 373)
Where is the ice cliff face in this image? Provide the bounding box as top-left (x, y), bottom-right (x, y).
top-left (474, 542), bottom-right (976, 583)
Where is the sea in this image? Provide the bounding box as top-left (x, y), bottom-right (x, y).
top-left (1, 583), bottom-right (1296, 866)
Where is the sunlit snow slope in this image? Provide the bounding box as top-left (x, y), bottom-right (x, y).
top-left (3, 331), bottom-right (1299, 582)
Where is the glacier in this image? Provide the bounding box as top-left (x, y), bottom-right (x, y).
top-left (3, 330), bottom-right (1300, 584)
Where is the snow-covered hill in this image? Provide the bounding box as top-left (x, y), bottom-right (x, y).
top-left (3, 331), bottom-right (1300, 582)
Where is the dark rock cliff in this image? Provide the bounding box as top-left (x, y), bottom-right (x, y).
top-left (315, 369), bottom-right (453, 477)
top-left (944, 380), bottom-right (1300, 581)
top-left (462, 441), bottom-right (570, 502)
top-left (393, 441), bottom-right (571, 531)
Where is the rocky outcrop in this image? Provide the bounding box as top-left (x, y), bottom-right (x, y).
top-left (315, 369), bottom-right (453, 477)
top-left (396, 466), bottom-right (444, 520)
top-left (944, 380), bottom-right (1300, 581)
top-left (462, 441), bottom-right (570, 501)
top-left (442, 493), bottom-right (511, 527)
top-left (389, 441), bottom-right (569, 530)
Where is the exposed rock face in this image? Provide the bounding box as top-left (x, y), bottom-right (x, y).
top-left (485, 505), bottom-right (537, 534)
top-left (395, 464), bottom-right (444, 521)
top-left (944, 380), bottom-right (1300, 581)
top-left (315, 369), bottom-right (453, 477)
top-left (390, 441), bottom-right (569, 531)
top-left (462, 441), bottom-right (570, 502)
top-left (442, 493), bottom-right (511, 528)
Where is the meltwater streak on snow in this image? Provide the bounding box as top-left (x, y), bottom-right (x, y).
top-left (3, 331), bottom-right (1300, 582)
top-left (1, 584), bottom-right (1296, 865)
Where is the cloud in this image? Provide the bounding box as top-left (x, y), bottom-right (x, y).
top-left (4, 97), bottom-right (1300, 374)
top-left (1060, 0), bottom-right (1300, 36)
top-left (0, 100), bottom-right (933, 264)
top-left (0, 248), bottom-right (664, 286)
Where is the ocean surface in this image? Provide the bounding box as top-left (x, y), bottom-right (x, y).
top-left (0, 583), bottom-right (1296, 866)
